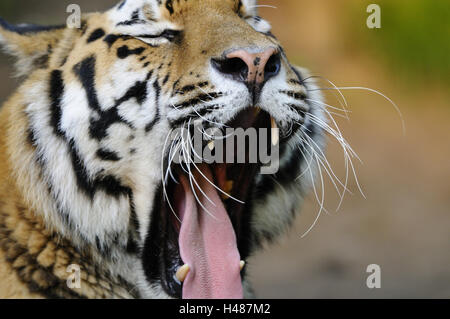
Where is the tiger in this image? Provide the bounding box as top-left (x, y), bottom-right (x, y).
top-left (0, 0), bottom-right (327, 299)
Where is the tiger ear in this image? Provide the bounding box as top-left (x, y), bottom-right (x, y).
top-left (0, 18), bottom-right (66, 76)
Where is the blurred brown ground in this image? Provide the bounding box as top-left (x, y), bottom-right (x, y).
top-left (1, 0), bottom-right (449, 298)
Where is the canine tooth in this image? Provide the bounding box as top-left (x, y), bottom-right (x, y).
top-left (224, 180), bottom-right (233, 193)
top-left (176, 264), bottom-right (190, 283)
top-left (240, 260), bottom-right (246, 271)
top-left (207, 140), bottom-right (215, 151)
top-left (271, 117), bottom-right (279, 146)
top-left (221, 180), bottom-right (234, 200)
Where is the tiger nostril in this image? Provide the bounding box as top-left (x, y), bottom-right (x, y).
top-left (264, 53), bottom-right (281, 81)
top-left (214, 48), bottom-right (280, 85)
top-left (211, 57), bottom-right (248, 82)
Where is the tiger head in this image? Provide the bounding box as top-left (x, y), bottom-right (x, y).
top-left (0, 0), bottom-right (325, 298)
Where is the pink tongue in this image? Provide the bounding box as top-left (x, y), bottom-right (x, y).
top-left (177, 166), bottom-right (243, 299)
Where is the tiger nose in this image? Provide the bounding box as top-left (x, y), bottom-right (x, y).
top-left (212, 48), bottom-right (280, 84)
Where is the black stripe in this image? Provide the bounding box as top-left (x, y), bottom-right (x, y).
top-left (68, 139), bottom-right (95, 199)
top-left (89, 108), bottom-right (131, 141)
top-left (171, 79), bottom-right (181, 94)
top-left (96, 148), bottom-right (121, 161)
top-left (145, 81), bottom-right (161, 132)
top-left (279, 90), bottom-right (306, 101)
top-left (237, 0), bottom-right (243, 14)
top-left (87, 28), bottom-right (106, 43)
top-left (168, 104), bottom-right (221, 128)
top-left (73, 56), bottom-right (102, 112)
top-left (131, 9), bottom-right (139, 20)
top-left (179, 84), bottom-right (195, 93)
top-left (116, 19), bottom-right (147, 27)
top-left (142, 185), bottom-right (163, 283)
top-left (126, 190), bottom-right (140, 254)
top-left (162, 74), bottom-right (170, 85)
top-left (49, 70), bottom-right (65, 137)
top-left (289, 79), bottom-right (303, 86)
top-left (117, 76), bottom-right (150, 105)
top-left (69, 138), bottom-right (130, 199)
top-left (117, 46), bottom-right (145, 59)
top-left (103, 34), bottom-right (127, 47)
top-left (173, 92), bottom-right (223, 109)
top-left (165, 0), bottom-right (174, 14)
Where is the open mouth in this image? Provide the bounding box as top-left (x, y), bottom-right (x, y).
top-left (143, 108), bottom-right (284, 299)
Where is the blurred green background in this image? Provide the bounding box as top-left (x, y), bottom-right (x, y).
top-left (348, 0), bottom-right (450, 86)
top-left (0, 0), bottom-right (449, 298)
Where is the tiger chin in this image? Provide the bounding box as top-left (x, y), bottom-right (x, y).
top-left (0, 0), bottom-right (326, 299)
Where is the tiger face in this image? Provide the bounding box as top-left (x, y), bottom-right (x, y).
top-left (0, 0), bottom-right (325, 298)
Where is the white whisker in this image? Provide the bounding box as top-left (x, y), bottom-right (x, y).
top-left (248, 5), bottom-right (278, 9)
top-left (309, 110), bottom-right (365, 201)
top-left (186, 137), bottom-right (245, 205)
top-left (301, 132), bottom-right (346, 199)
top-left (180, 128), bottom-right (217, 219)
top-left (305, 98), bottom-right (352, 114)
top-left (303, 75), bottom-right (349, 120)
top-left (308, 86), bottom-right (406, 135)
top-left (161, 128), bottom-right (181, 223)
top-left (294, 138), bottom-right (316, 181)
top-left (301, 149), bottom-right (326, 238)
